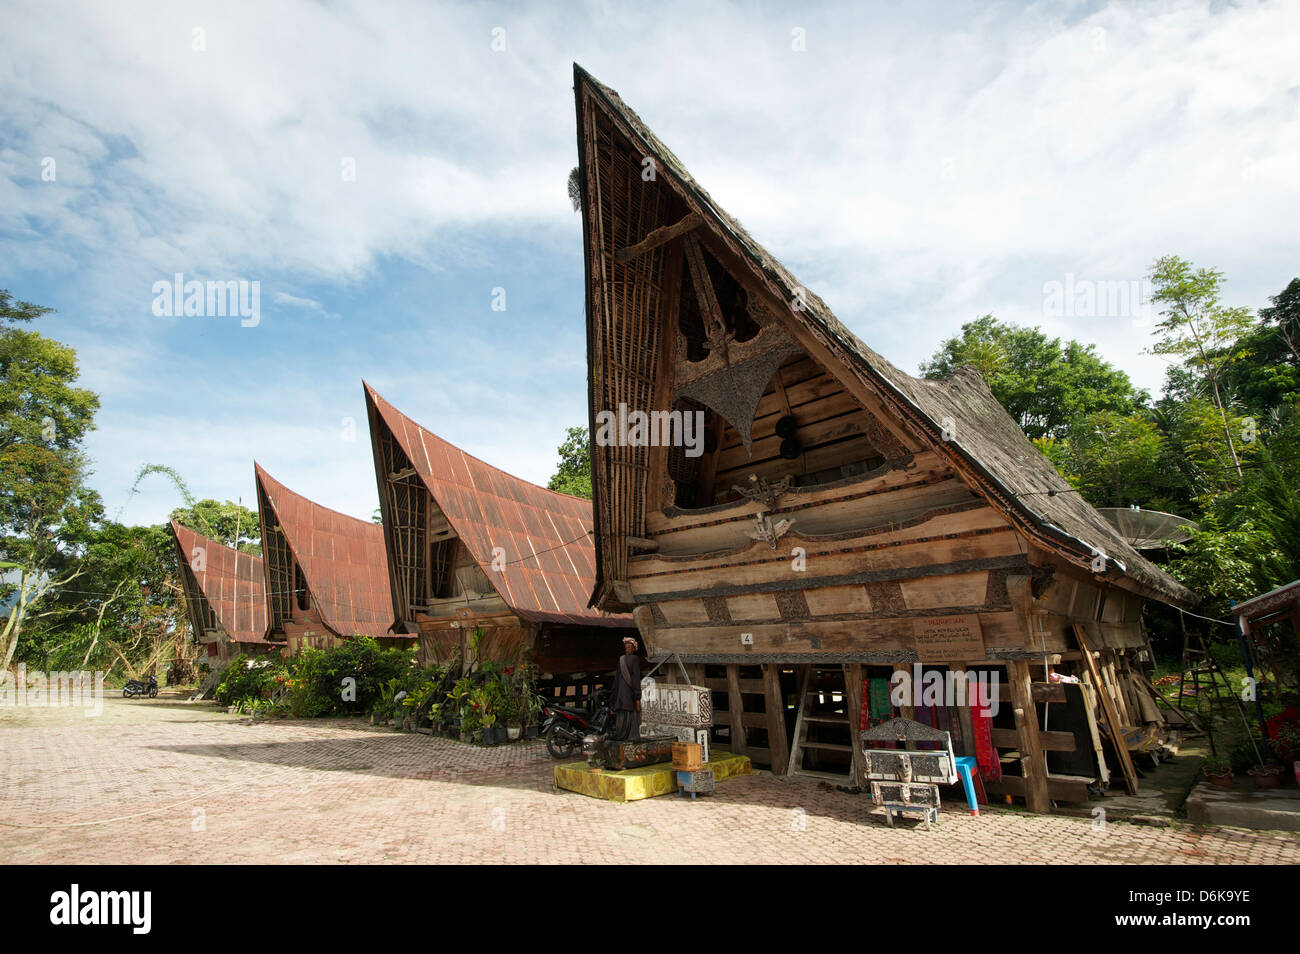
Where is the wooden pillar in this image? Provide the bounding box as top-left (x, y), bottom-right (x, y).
top-left (892, 662), bottom-right (914, 721)
top-left (763, 665), bottom-right (790, 775)
top-left (1008, 659), bottom-right (1051, 814)
top-left (842, 663), bottom-right (867, 788)
top-left (726, 664), bottom-right (748, 757)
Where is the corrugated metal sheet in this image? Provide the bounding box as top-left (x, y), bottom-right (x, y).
top-left (366, 383), bottom-right (631, 629)
top-left (170, 520), bottom-right (269, 645)
top-left (253, 463), bottom-right (394, 640)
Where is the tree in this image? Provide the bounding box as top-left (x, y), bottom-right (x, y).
top-left (1034, 411), bottom-right (1168, 509)
top-left (171, 499), bottom-right (261, 553)
top-left (920, 315), bottom-right (1147, 439)
top-left (547, 426), bottom-right (592, 499)
top-left (0, 291), bottom-right (103, 669)
top-left (1146, 256), bottom-right (1257, 477)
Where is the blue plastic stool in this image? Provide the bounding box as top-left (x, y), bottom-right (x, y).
top-left (953, 756), bottom-right (984, 816)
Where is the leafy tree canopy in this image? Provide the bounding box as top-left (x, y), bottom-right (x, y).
top-left (547, 426), bottom-right (592, 499)
top-left (919, 314), bottom-right (1147, 439)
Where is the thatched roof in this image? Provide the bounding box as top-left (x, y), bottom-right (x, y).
top-left (365, 384), bottom-right (632, 628)
top-left (573, 64), bottom-right (1195, 609)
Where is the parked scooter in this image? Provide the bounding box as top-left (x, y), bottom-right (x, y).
top-left (122, 675), bottom-right (158, 698)
top-left (540, 687), bottom-right (613, 759)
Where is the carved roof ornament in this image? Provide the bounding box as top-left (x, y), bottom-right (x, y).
top-left (732, 473), bottom-right (793, 510)
top-left (747, 511), bottom-right (795, 549)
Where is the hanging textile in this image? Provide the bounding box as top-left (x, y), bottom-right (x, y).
top-left (971, 680), bottom-right (1001, 781)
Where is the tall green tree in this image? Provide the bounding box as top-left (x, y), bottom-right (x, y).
top-left (0, 291), bottom-right (103, 669)
top-left (920, 314), bottom-right (1147, 439)
top-left (547, 426), bottom-right (592, 499)
top-left (1146, 256), bottom-right (1257, 477)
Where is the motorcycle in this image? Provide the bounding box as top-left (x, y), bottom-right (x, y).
top-left (540, 687), bottom-right (614, 759)
top-left (122, 675), bottom-right (158, 698)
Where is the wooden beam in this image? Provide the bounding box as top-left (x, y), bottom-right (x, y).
top-left (764, 664), bottom-right (790, 774)
top-left (1075, 624), bottom-right (1139, 795)
top-left (989, 727), bottom-right (1076, 752)
top-left (892, 663), bottom-right (914, 721)
top-left (843, 663), bottom-right (867, 788)
top-left (726, 664), bottom-right (748, 758)
top-left (1008, 659), bottom-right (1051, 813)
top-left (615, 212), bottom-right (702, 263)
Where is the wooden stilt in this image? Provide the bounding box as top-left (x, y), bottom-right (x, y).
top-left (726, 664), bottom-right (748, 757)
top-left (892, 662), bottom-right (914, 721)
top-left (843, 663), bottom-right (867, 787)
top-left (1008, 659), bottom-right (1051, 814)
top-left (764, 664), bottom-right (790, 774)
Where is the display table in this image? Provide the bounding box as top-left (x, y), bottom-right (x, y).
top-left (554, 750), bottom-right (755, 803)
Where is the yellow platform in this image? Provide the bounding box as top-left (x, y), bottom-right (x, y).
top-left (553, 750), bottom-right (756, 803)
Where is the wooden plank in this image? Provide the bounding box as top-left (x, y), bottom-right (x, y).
top-left (1031, 683), bottom-right (1067, 704)
top-left (765, 664), bottom-right (790, 775)
top-left (1078, 670), bottom-right (1111, 787)
top-left (1008, 659), bottom-right (1051, 813)
top-left (892, 663), bottom-right (914, 721)
top-left (1075, 624), bottom-right (1138, 795)
top-left (843, 663), bottom-right (867, 787)
top-left (726, 664), bottom-right (748, 757)
top-left (989, 727), bottom-right (1076, 752)
top-left (614, 211), bottom-right (702, 263)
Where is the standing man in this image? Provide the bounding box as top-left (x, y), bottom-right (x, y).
top-left (611, 636), bottom-right (642, 741)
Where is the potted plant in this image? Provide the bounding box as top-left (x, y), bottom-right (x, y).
top-left (1202, 755), bottom-right (1234, 789)
top-left (480, 711), bottom-right (497, 746)
top-left (1248, 763), bottom-right (1285, 789)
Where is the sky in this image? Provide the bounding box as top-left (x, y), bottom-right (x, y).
top-left (2, 0), bottom-right (1298, 528)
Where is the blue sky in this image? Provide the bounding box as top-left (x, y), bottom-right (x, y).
top-left (3, 0), bottom-right (1298, 527)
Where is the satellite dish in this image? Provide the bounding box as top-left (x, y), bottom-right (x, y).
top-left (1097, 507), bottom-right (1199, 549)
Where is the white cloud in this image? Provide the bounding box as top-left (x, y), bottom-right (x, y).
top-left (3, 0), bottom-right (1299, 524)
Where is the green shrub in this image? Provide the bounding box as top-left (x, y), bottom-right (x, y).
top-left (284, 637), bottom-right (415, 718)
top-left (215, 653), bottom-right (286, 707)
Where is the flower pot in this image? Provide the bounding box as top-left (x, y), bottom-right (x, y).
top-left (494, 725), bottom-right (508, 743)
top-left (524, 725), bottom-right (538, 740)
top-left (480, 728), bottom-right (496, 746)
top-left (1249, 765), bottom-right (1284, 789)
top-left (1203, 769), bottom-right (1234, 790)
top-left (459, 730), bottom-right (473, 744)
top-left (507, 726), bottom-right (521, 741)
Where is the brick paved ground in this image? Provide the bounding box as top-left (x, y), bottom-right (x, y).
top-left (3, 696), bottom-right (1299, 864)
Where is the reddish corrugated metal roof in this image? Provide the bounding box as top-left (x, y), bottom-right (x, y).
top-left (170, 520), bottom-right (270, 645)
top-left (365, 383), bottom-right (631, 629)
top-left (253, 463), bottom-right (394, 640)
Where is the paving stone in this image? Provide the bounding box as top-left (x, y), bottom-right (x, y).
top-left (2, 697), bottom-right (1299, 864)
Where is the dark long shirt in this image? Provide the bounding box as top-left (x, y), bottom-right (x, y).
top-left (614, 652), bottom-right (641, 711)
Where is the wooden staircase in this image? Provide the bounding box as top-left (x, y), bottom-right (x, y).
top-left (786, 666), bottom-right (857, 782)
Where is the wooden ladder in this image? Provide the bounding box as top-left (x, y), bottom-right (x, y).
top-left (786, 666), bottom-right (857, 782)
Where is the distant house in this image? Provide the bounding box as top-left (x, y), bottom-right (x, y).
top-left (253, 463), bottom-right (404, 653)
top-left (571, 64), bottom-right (1196, 810)
top-left (169, 520), bottom-right (272, 663)
top-left (364, 383), bottom-right (632, 685)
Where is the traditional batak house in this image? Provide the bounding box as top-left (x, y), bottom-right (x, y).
top-left (364, 383), bottom-right (632, 695)
top-left (571, 65), bottom-right (1196, 812)
top-left (253, 463), bottom-right (401, 652)
top-left (170, 519), bottom-right (271, 664)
